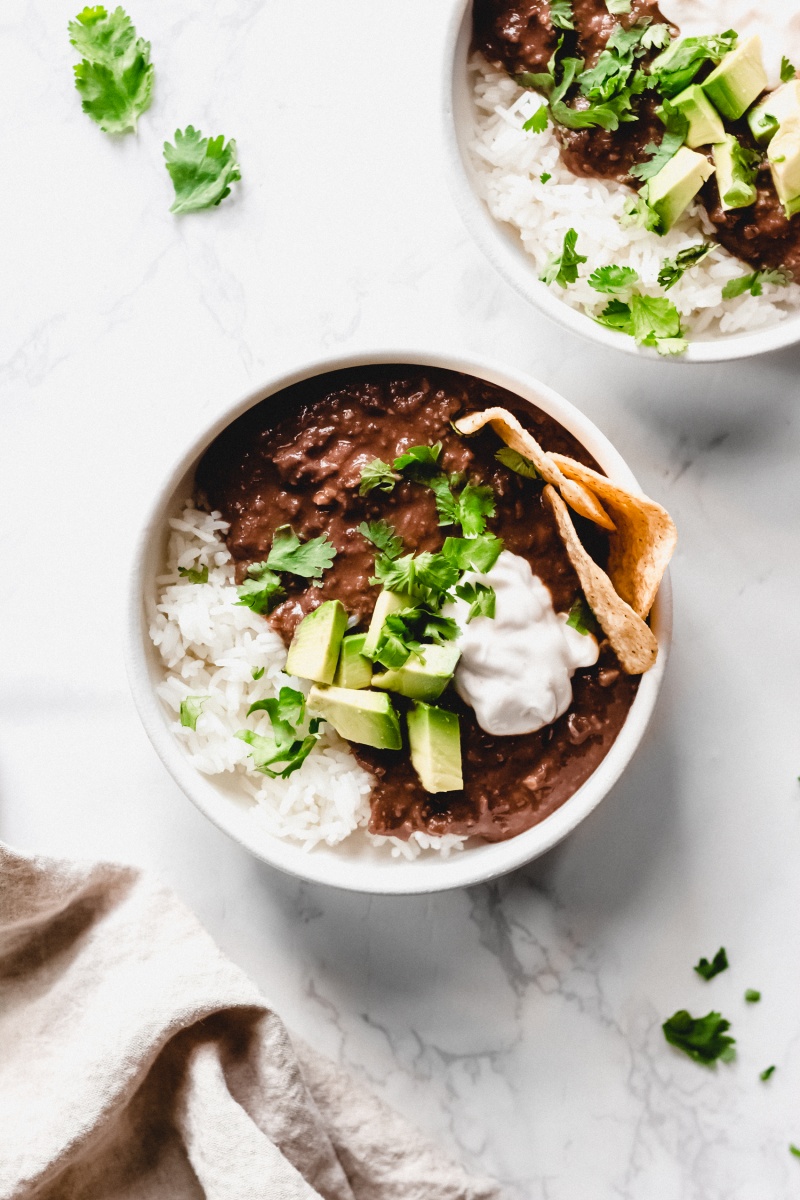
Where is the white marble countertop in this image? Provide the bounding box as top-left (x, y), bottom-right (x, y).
top-left (2, 2), bottom-right (800, 1196)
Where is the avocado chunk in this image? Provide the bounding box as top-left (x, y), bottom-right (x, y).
top-left (362, 590), bottom-right (413, 659)
top-left (373, 643), bottom-right (461, 702)
top-left (671, 85), bottom-right (726, 148)
top-left (748, 81), bottom-right (800, 145)
top-left (285, 600), bottom-right (347, 685)
top-left (768, 115), bottom-right (800, 218)
top-left (307, 685), bottom-right (402, 750)
top-left (407, 703), bottom-right (463, 794)
top-left (713, 135), bottom-right (758, 210)
top-left (333, 633), bottom-right (373, 690)
top-left (644, 146), bottom-right (716, 233)
top-left (702, 36), bottom-right (768, 122)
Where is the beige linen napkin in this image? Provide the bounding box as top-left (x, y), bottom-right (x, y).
top-left (0, 843), bottom-right (499, 1200)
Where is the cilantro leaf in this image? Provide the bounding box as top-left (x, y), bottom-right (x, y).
top-left (760, 1065), bottom-right (776, 1081)
top-left (540, 171), bottom-right (552, 183)
top-left (442, 534), bottom-right (503, 573)
top-left (180, 695), bottom-right (207, 731)
top-left (359, 519), bottom-right (404, 561)
top-left (69, 5), bottom-right (154, 134)
top-left (662, 1010), bottom-right (736, 1065)
top-left (549, 0), bottom-right (575, 31)
top-left (588, 264), bottom-right (639, 294)
top-left (791, 1144), bottom-right (800, 1159)
top-left (640, 23), bottom-right (671, 51)
top-left (248, 686), bottom-right (306, 727)
top-left (236, 686), bottom-right (323, 778)
top-left (720, 138), bottom-right (761, 208)
top-left (495, 447), bottom-right (540, 478)
top-left (266, 525), bottom-right (336, 579)
top-left (523, 106), bottom-right (550, 134)
top-left (550, 56), bottom-right (636, 132)
top-left (236, 563), bottom-right (285, 614)
top-left (722, 268), bottom-right (792, 299)
top-left (359, 458), bottom-right (399, 496)
top-left (393, 443), bottom-right (443, 479)
top-left (595, 292), bottom-right (688, 355)
top-left (657, 242), bottom-right (716, 290)
top-left (781, 56), bottom-right (797, 84)
top-left (566, 596), bottom-right (598, 636)
top-left (744, 989), bottom-right (761, 1003)
top-left (251, 667), bottom-right (265, 680)
top-left (649, 30), bottom-right (738, 97)
top-left (622, 192), bottom-right (662, 232)
top-left (163, 126), bottom-right (241, 214)
top-left (454, 581), bottom-right (496, 622)
top-left (369, 606), bottom-right (459, 669)
top-left (178, 564), bottom-right (209, 584)
top-left (694, 947), bottom-right (729, 981)
top-left (373, 551), bottom-right (461, 604)
top-left (458, 481), bottom-right (496, 536)
top-left (606, 0), bottom-right (631, 12)
top-left (629, 105), bottom-right (689, 182)
top-left (541, 228), bottom-right (587, 288)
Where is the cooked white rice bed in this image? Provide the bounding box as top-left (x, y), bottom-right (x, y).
top-left (148, 506), bottom-right (466, 859)
top-left (469, 55), bottom-right (800, 339)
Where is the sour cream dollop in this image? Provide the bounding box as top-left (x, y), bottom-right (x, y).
top-left (444, 551), bottom-right (599, 737)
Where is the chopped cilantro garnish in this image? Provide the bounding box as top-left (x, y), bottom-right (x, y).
top-left (791, 1144), bottom-right (800, 1159)
top-left (373, 551), bottom-right (461, 604)
top-left (587, 264), bottom-right (639, 295)
top-left (496, 446), bottom-right (540, 478)
top-left (237, 686), bottom-right (323, 778)
top-left (662, 1010), bottom-right (736, 1065)
top-left (425, 475), bottom-right (496, 537)
top-left (549, 0), bottom-right (575, 30)
top-left (180, 695), bottom-right (207, 731)
top-left (541, 228), bottom-right (587, 288)
top-left (722, 269), bottom-right (791, 299)
top-left (359, 458), bottom-right (399, 496)
top-left (566, 596), bottom-right (598, 636)
top-left (69, 5), bottom-right (154, 134)
top-left (370, 607), bottom-right (459, 670)
top-left (441, 534), bottom-right (503, 573)
top-left (595, 292), bottom-right (688, 356)
top-left (629, 105), bottom-right (689, 182)
top-left (163, 127), bottom-right (241, 214)
top-left (266, 525), bottom-right (336, 579)
top-left (393, 443), bottom-right (443, 479)
top-left (622, 192), bottom-right (662, 233)
top-left (359, 519), bottom-right (404, 561)
top-left (719, 139), bottom-right (761, 209)
top-left (760, 1065), bottom-right (776, 1081)
top-left (251, 667), bottom-right (265, 680)
top-left (454, 581), bottom-right (497, 622)
top-left (649, 30), bottom-right (738, 98)
top-left (236, 563), bottom-right (285, 614)
top-left (744, 989), bottom-right (761, 1003)
top-left (178, 564), bottom-right (209, 584)
top-left (640, 22), bottom-right (671, 51)
top-left (694, 947), bottom-right (729, 981)
top-left (657, 243), bottom-right (716, 290)
top-left (523, 106), bottom-right (550, 134)
top-left (540, 171), bottom-right (552, 183)
top-left (781, 56), bottom-right (797, 84)
top-left (606, 0), bottom-right (631, 13)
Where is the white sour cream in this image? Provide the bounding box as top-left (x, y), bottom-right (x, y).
top-left (659, 0), bottom-right (800, 90)
top-left (444, 551), bottom-right (599, 737)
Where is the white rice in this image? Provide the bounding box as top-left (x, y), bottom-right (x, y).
top-left (469, 54), bottom-right (800, 340)
top-left (148, 505), bottom-right (466, 859)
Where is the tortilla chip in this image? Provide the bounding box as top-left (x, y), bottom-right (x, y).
top-left (455, 408), bottom-right (615, 532)
top-left (544, 486), bottom-right (659, 675)
top-left (551, 454), bottom-right (677, 619)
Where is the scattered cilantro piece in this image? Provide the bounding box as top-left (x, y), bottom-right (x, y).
top-left (649, 30), bottom-right (738, 98)
top-left (606, 0), bottom-right (631, 12)
top-left (237, 686), bottom-right (323, 778)
top-left (722, 269), bottom-right (792, 299)
top-left (694, 947), bottom-right (729, 981)
top-left (622, 192), bottom-right (662, 233)
top-left (359, 519), bottom-right (404, 561)
top-left (266, 525), bottom-right (336, 579)
top-left (541, 228), bottom-right (588, 287)
top-left (68, 5), bottom-right (154, 134)
top-left (163, 126), bottom-right (241, 214)
top-left (370, 607), bottom-right (459, 670)
top-left (781, 56), bottom-right (797, 84)
top-left (359, 458), bottom-right (399, 496)
top-left (550, 0), bottom-right (575, 30)
top-left (640, 22), bottom-right (671, 51)
top-left (393, 443), bottom-right (443, 479)
top-left (455, 581), bottom-right (497, 622)
top-left (178, 564), bottom-right (209, 584)
top-left (523, 106), bottom-right (550, 134)
top-left (236, 563), bottom-right (285, 614)
top-left (251, 667), bottom-right (265, 680)
top-left (719, 138), bottom-right (761, 208)
top-left (566, 596), bottom-right (598, 637)
top-left (588, 264), bottom-right (639, 295)
top-left (744, 989), bottom-right (761, 1003)
top-left (373, 551), bottom-right (460, 605)
top-left (180, 695), bottom-right (207, 731)
top-left (424, 474), bottom-right (495, 537)
top-left (791, 1145), bottom-right (800, 1159)
top-left (760, 1065), bottom-right (776, 1081)
top-left (629, 105), bottom-right (689, 182)
top-left (441, 534), bottom-right (504, 573)
top-left (657, 242), bottom-right (716, 290)
top-left (540, 171), bottom-right (552, 183)
top-left (595, 292), bottom-right (688, 356)
top-left (662, 1010), bottom-right (736, 1065)
top-left (551, 56), bottom-right (636, 132)
top-left (496, 447), bottom-right (540, 478)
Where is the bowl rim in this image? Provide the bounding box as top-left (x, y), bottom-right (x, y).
top-left (125, 347), bottom-right (672, 895)
top-left (442, 0), bottom-right (800, 365)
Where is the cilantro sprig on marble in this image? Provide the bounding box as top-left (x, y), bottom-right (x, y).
top-left (69, 5), bottom-right (154, 134)
top-left (236, 686), bottom-right (324, 778)
top-left (662, 1010), bottom-right (736, 1065)
top-left (236, 526), bottom-right (336, 614)
top-left (694, 947), bottom-right (729, 982)
top-left (164, 127), bottom-right (241, 214)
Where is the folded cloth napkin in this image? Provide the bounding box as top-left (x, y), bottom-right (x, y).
top-left (0, 844), bottom-right (499, 1200)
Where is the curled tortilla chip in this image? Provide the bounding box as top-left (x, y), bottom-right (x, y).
top-left (544, 485), bottom-right (658, 675)
top-left (455, 407), bottom-right (615, 532)
top-left (551, 454), bottom-right (676, 619)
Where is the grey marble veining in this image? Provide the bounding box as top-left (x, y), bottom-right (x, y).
top-left (2, 2), bottom-right (800, 1197)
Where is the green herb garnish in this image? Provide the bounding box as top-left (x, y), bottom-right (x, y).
top-left (781, 56), bottom-right (797, 84)
top-left (523, 106), bottom-right (550, 134)
top-left (744, 989), bottom-right (761, 1003)
top-left (595, 292), bottom-right (688, 356)
top-left (373, 551), bottom-right (461, 605)
top-left (370, 608), bottom-right (459, 670)
top-left (442, 534), bottom-right (504, 573)
top-left (237, 686), bottom-right (323, 778)
top-left (540, 171), bottom-right (552, 183)
top-left (178, 564), bottom-right (209, 584)
top-left (550, 0), bottom-right (575, 30)
top-left (587, 265), bottom-right (639, 295)
top-left (649, 30), bottom-right (738, 98)
top-left (180, 695), bottom-right (207, 731)
top-left (722, 269), bottom-right (792, 299)
top-left (393, 443), bottom-right (443, 478)
top-left (541, 228), bottom-right (588, 288)
top-left (266, 525), bottom-right (336, 579)
top-left (236, 563), bottom-right (285, 614)
top-left (454, 581), bottom-right (496, 622)
top-left (622, 192), bottom-right (662, 233)
top-left (69, 5), bottom-right (154, 134)
top-left (694, 947), bottom-right (729, 981)
top-left (251, 667), bottom-right (265, 680)
top-left (791, 1144), bottom-right (800, 1159)
top-left (662, 1010), bottom-right (736, 1065)
top-left (629, 105), bottom-right (689, 182)
top-left (566, 596), bottom-right (597, 636)
top-left (496, 447), bottom-right (540, 478)
top-left (359, 458), bottom-right (400, 496)
top-left (163, 127), bottom-right (241, 214)
top-left (425, 475), bottom-right (496, 537)
top-left (657, 243), bottom-right (716, 290)
top-left (359, 519), bottom-right (404, 560)
top-left (760, 1065), bottom-right (776, 1081)
top-left (606, 0), bottom-right (631, 13)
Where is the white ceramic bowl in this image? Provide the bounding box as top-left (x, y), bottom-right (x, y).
top-left (126, 349), bottom-right (672, 894)
top-left (443, 0), bottom-right (800, 364)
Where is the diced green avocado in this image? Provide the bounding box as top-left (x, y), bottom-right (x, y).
top-left (702, 36), bottom-right (768, 122)
top-left (307, 685), bottom-right (402, 750)
top-left (373, 643), bottom-right (461, 703)
top-left (644, 146), bottom-right (716, 233)
top-left (362, 590), bottom-right (413, 659)
top-left (671, 84), bottom-right (726, 148)
top-left (713, 135), bottom-right (757, 210)
top-left (333, 634), bottom-right (373, 690)
top-left (406, 703), bottom-right (463, 794)
top-left (768, 116), bottom-right (800, 218)
top-left (285, 600), bottom-right (347, 685)
top-left (748, 81), bottom-right (800, 144)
